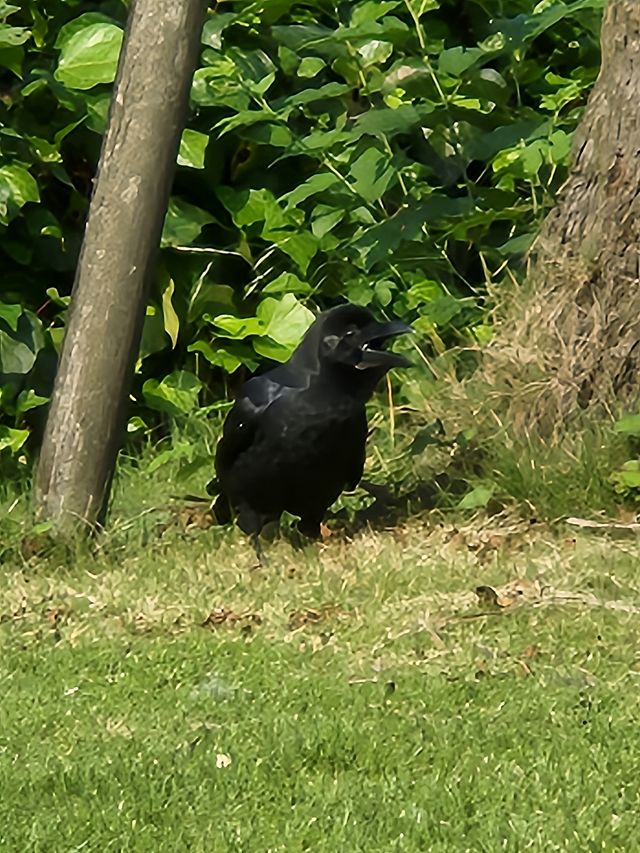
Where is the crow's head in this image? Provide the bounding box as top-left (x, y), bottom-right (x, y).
top-left (290, 304), bottom-right (412, 393)
top-left (317, 304), bottom-right (412, 372)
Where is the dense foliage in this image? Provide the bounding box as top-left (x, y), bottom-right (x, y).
top-left (0, 0), bottom-right (603, 459)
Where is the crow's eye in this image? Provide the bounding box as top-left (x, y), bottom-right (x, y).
top-left (344, 329), bottom-right (357, 340)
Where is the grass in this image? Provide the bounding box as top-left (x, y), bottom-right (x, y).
top-left (2, 443), bottom-right (640, 851)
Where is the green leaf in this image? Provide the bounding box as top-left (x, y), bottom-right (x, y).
top-left (349, 148), bottom-right (395, 202)
top-left (161, 277), bottom-right (180, 348)
top-left (161, 198), bottom-right (215, 247)
top-left (54, 13), bottom-right (116, 50)
top-left (178, 129), bottom-right (209, 169)
top-left (0, 302), bottom-right (22, 332)
top-left (191, 64), bottom-right (250, 110)
top-left (0, 24), bottom-right (28, 48)
top-left (0, 425), bottom-right (29, 453)
top-left (85, 92), bottom-right (112, 133)
top-left (146, 441), bottom-right (196, 473)
top-left (312, 209), bottom-right (344, 238)
top-left (0, 328), bottom-right (37, 374)
top-left (210, 294), bottom-right (313, 361)
top-left (258, 293), bottom-right (314, 352)
top-left (614, 415), bottom-right (640, 436)
top-left (218, 187), bottom-right (288, 231)
top-left (407, 280), bottom-right (442, 308)
top-left (298, 56), bottom-right (325, 78)
top-left (0, 164), bottom-right (39, 211)
top-left (138, 305), bottom-right (169, 363)
top-left (143, 371), bottom-right (202, 417)
top-left (210, 314), bottom-right (264, 340)
top-left (189, 339), bottom-right (259, 373)
top-left (0, 3), bottom-right (20, 20)
top-left (358, 40), bottom-right (393, 67)
top-left (262, 273), bottom-right (311, 296)
top-left (458, 484), bottom-right (495, 510)
top-left (55, 23), bottom-right (123, 90)
top-left (611, 461), bottom-right (640, 492)
top-left (189, 340), bottom-right (242, 374)
top-left (15, 389), bottom-right (48, 416)
top-left (283, 82), bottom-right (351, 108)
top-left (0, 45), bottom-right (23, 75)
top-left (283, 173), bottom-right (340, 208)
top-left (271, 230), bottom-right (318, 274)
top-left (351, 104), bottom-right (434, 140)
top-left (354, 197), bottom-right (473, 270)
top-left (439, 47), bottom-right (485, 76)
top-left (351, 1), bottom-right (401, 26)
top-left (201, 13), bottom-right (237, 49)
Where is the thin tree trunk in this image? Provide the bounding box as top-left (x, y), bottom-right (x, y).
top-left (484, 0), bottom-right (640, 436)
top-left (34, 0), bottom-right (208, 529)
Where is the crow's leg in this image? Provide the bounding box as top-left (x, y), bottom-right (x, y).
top-left (237, 506), bottom-right (276, 565)
top-left (297, 518), bottom-right (321, 540)
top-left (249, 531), bottom-right (267, 566)
top-left (292, 514), bottom-right (324, 548)
top-left (261, 519), bottom-right (281, 542)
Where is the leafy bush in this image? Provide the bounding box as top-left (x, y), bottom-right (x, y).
top-left (0, 0), bottom-right (603, 458)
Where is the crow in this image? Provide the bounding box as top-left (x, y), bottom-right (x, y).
top-left (213, 303), bottom-right (412, 559)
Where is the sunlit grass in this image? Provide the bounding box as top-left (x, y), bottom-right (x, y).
top-left (1, 440), bottom-right (640, 850)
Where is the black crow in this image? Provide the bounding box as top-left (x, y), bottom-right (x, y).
top-left (213, 303), bottom-right (412, 559)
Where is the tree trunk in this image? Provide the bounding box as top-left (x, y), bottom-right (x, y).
top-left (34, 0), bottom-right (208, 529)
top-left (484, 0), bottom-right (640, 437)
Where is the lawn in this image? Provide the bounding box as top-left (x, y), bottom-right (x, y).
top-left (1, 474), bottom-right (639, 852)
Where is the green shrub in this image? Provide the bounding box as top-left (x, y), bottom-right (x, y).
top-left (0, 0), bottom-right (603, 459)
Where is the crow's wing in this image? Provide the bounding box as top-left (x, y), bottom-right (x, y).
top-left (214, 373), bottom-right (290, 478)
top-left (345, 410), bottom-right (368, 490)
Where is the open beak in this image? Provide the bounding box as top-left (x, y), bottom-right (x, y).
top-left (357, 320), bottom-right (413, 370)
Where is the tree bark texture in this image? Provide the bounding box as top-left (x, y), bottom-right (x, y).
top-left (34, 0), bottom-right (208, 528)
top-left (484, 0), bottom-right (640, 436)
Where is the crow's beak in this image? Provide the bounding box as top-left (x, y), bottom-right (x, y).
top-left (357, 320), bottom-right (413, 370)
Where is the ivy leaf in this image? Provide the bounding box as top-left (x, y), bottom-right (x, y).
top-left (351, 104), bottom-right (434, 140)
top-left (298, 56), bottom-right (325, 78)
top-left (614, 415), bottom-right (640, 436)
top-left (55, 23), bottom-right (123, 90)
top-left (0, 164), bottom-right (39, 211)
top-left (15, 389), bottom-right (48, 416)
top-left (189, 340), bottom-right (242, 373)
top-left (458, 484), bottom-right (495, 509)
top-left (189, 339), bottom-right (259, 373)
top-left (312, 208), bottom-right (344, 238)
top-left (201, 13), bottom-right (237, 49)
top-left (210, 314), bottom-right (264, 340)
top-left (0, 329), bottom-right (37, 375)
top-left (358, 40), bottom-right (393, 67)
top-left (178, 129), bottom-right (209, 169)
top-left (0, 26), bottom-right (29, 48)
top-left (54, 12), bottom-right (116, 50)
top-left (161, 198), bottom-right (215, 247)
top-left (283, 173), bottom-right (340, 208)
top-left (0, 425), bottom-right (29, 453)
top-left (0, 302), bottom-right (22, 332)
top-left (349, 148), bottom-right (395, 202)
top-left (161, 277), bottom-right (180, 348)
top-left (219, 187), bottom-right (288, 231)
top-left (0, 45), bottom-right (23, 75)
top-left (439, 46), bottom-right (485, 76)
top-left (262, 272), bottom-right (312, 295)
top-left (258, 294), bottom-right (314, 349)
top-left (143, 371), bottom-right (202, 417)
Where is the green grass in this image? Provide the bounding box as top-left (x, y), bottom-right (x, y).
top-left (2, 448), bottom-right (640, 851)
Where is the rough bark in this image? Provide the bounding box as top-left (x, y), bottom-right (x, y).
top-left (34, 0), bottom-right (208, 528)
top-left (484, 0), bottom-right (640, 436)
